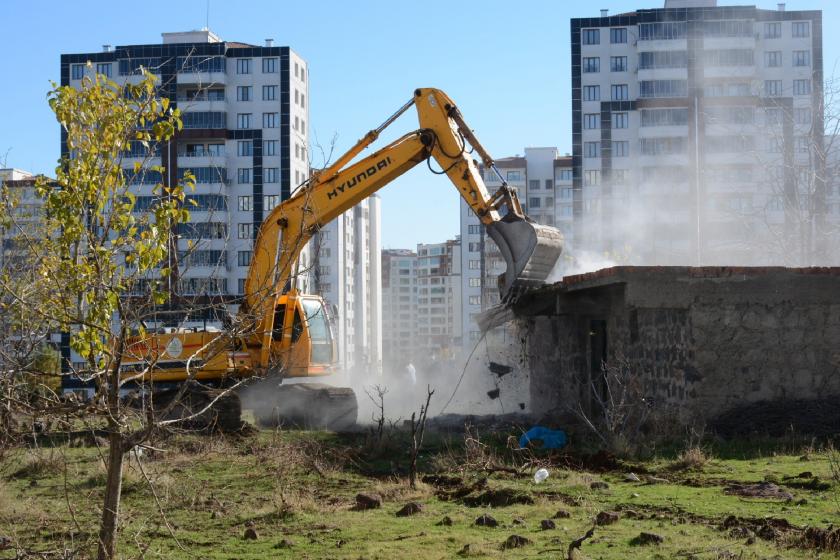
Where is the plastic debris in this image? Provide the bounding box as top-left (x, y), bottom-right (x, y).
top-left (534, 468), bottom-right (550, 483)
top-left (519, 426), bottom-right (568, 450)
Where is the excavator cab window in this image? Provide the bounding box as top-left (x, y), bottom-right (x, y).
top-left (300, 298), bottom-right (333, 364)
top-left (272, 304), bottom-right (286, 341)
top-left (291, 309), bottom-right (303, 343)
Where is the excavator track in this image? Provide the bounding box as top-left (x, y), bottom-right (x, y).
top-left (151, 381), bottom-right (244, 433)
top-left (251, 383), bottom-right (358, 432)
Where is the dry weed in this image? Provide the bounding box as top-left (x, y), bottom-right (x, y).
top-left (11, 449), bottom-right (64, 479)
top-left (670, 446), bottom-right (710, 471)
top-left (372, 478), bottom-right (434, 503)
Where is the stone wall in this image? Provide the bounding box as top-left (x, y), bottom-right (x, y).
top-left (514, 267), bottom-right (840, 431)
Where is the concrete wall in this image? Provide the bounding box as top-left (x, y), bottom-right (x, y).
top-left (516, 267), bottom-right (840, 428)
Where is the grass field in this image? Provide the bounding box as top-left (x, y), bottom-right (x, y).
top-left (1, 427), bottom-right (839, 559)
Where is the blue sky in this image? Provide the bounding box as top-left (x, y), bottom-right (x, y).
top-left (1, 0), bottom-right (837, 249)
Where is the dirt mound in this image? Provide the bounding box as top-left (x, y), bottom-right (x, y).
top-left (800, 526), bottom-right (840, 552)
top-left (461, 487), bottom-right (534, 507)
top-left (710, 396), bottom-right (840, 438)
top-left (723, 482), bottom-right (793, 501)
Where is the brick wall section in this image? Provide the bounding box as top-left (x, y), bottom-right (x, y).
top-left (516, 267), bottom-right (840, 426)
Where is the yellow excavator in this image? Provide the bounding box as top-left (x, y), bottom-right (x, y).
top-left (123, 88), bottom-right (563, 430)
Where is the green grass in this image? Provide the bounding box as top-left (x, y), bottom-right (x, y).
top-left (1, 429), bottom-right (838, 559)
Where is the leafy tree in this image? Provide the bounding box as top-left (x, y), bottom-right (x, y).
top-left (1, 65), bottom-right (193, 559)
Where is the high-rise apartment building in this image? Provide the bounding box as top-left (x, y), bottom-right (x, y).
top-left (313, 195), bottom-right (382, 377)
top-left (60, 31), bottom-right (382, 373)
top-left (416, 238), bottom-right (462, 357)
top-left (381, 249), bottom-right (417, 371)
top-left (571, 1), bottom-right (825, 265)
top-left (62, 30), bottom-right (311, 308)
top-left (459, 149), bottom-right (572, 348)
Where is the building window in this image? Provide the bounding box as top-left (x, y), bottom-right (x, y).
top-left (469, 278), bottom-right (482, 287)
top-left (264, 140), bottom-right (278, 156)
top-left (639, 50), bottom-right (687, 69)
top-left (300, 67), bottom-right (306, 82)
top-left (639, 80), bottom-right (686, 98)
top-left (557, 170), bottom-right (572, 181)
top-left (764, 80), bottom-right (783, 97)
top-left (236, 86), bottom-right (252, 102)
top-left (584, 113), bottom-right (600, 129)
top-left (467, 224), bottom-right (481, 234)
top-left (238, 195), bottom-right (252, 212)
top-left (582, 28), bottom-right (600, 45)
top-left (506, 170), bottom-right (522, 181)
top-left (583, 57), bottom-right (600, 73)
top-left (238, 279), bottom-right (246, 294)
top-left (792, 21), bottom-right (810, 38)
top-left (639, 22), bottom-right (686, 40)
top-left (529, 179), bottom-right (539, 191)
top-left (237, 168), bottom-right (251, 184)
top-left (237, 113), bottom-right (251, 129)
top-left (238, 251), bottom-right (252, 267)
top-left (794, 108), bottom-right (812, 125)
top-left (765, 51), bottom-right (782, 67)
top-left (71, 64), bottom-right (85, 80)
top-left (793, 79), bottom-right (811, 96)
top-left (703, 49), bottom-right (754, 67)
top-left (264, 195), bottom-right (279, 210)
top-left (640, 137), bottom-right (686, 155)
top-left (612, 112), bottom-right (628, 129)
top-left (610, 56), bottom-right (627, 72)
top-left (96, 63), bottom-right (111, 77)
top-left (265, 168), bottom-right (279, 183)
top-left (237, 223), bottom-right (253, 239)
top-left (584, 142), bottom-right (600, 158)
top-left (793, 50), bottom-right (811, 67)
top-left (468, 242), bottom-right (481, 252)
top-left (468, 260), bottom-right (481, 269)
top-left (583, 85), bottom-right (600, 101)
top-left (528, 197), bottom-right (541, 208)
top-left (612, 141), bottom-right (629, 157)
top-left (584, 170), bottom-right (600, 186)
top-left (610, 28), bottom-right (627, 44)
top-left (300, 94), bottom-right (306, 108)
top-left (612, 169), bottom-right (629, 183)
top-left (764, 22), bottom-right (781, 39)
top-left (236, 58), bottom-right (251, 74)
top-left (263, 112), bottom-right (278, 128)
top-left (469, 295), bottom-right (481, 305)
top-left (262, 57), bottom-right (277, 73)
top-left (611, 84), bottom-right (629, 101)
top-left (263, 85), bottom-right (277, 101)
top-left (559, 187), bottom-right (572, 199)
top-left (237, 140), bottom-right (253, 157)
top-left (545, 179), bottom-right (553, 190)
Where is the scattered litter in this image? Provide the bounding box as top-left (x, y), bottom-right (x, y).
top-left (534, 468), bottom-right (550, 484)
top-left (518, 426), bottom-right (567, 450)
top-left (624, 472), bottom-right (641, 482)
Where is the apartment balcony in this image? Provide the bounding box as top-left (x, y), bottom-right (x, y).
top-left (176, 152), bottom-right (227, 169)
top-left (176, 71), bottom-right (227, 86)
top-left (175, 98), bottom-right (227, 114)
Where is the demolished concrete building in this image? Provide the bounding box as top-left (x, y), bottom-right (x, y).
top-left (510, 267), bottom-right (840, 435)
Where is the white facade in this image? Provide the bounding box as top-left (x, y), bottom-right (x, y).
top-left (381, 249), bottom-right (417, 371)
top-left (416, 238), bottom-right (461, 357)
top-left (64, 31), bottom-right (310, 308)
top-left (572, 2), bottom-right (825, 265)
top-left (312, 196), bottom-right (382, 377)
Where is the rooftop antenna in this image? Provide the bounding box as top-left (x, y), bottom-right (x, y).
top-left (205, 0), bottom-right (209, 31)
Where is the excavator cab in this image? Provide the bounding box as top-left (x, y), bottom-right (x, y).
top-left (270, 292), bottom-right (337, 378)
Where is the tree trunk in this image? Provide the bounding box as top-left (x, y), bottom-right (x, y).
top-left (98, 431), bottom-right (125, 560)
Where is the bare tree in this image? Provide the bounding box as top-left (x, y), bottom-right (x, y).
top-left (408, 386), bottom-right (434, 489)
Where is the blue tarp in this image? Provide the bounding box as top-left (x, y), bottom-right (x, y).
top-left (519, 426), bottom-right (568, 450)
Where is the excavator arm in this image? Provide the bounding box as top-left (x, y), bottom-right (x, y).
top-left (243, 88), bottom-right (563, 372)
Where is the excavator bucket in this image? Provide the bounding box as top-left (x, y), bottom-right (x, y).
top-left (486, 216), bottom-right (564, 301)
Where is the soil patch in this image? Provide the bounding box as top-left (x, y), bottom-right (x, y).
top-left (723, 482), bottom-right (793, 501)
top-left (461, 487), bottom-right (534, 507)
